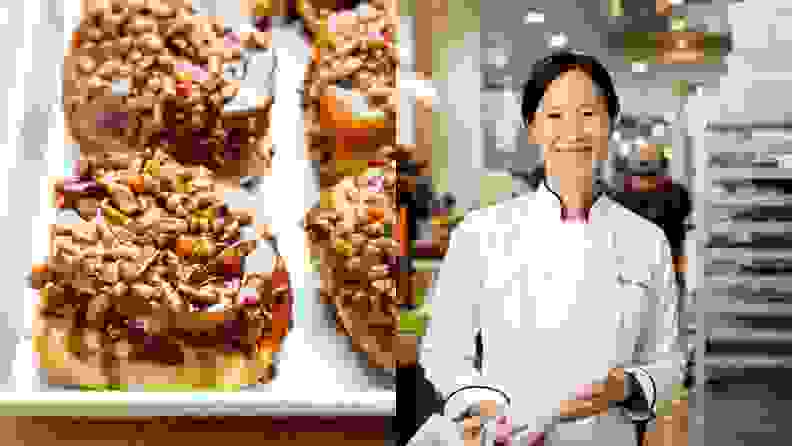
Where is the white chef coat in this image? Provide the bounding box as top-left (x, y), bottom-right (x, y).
top-left (418, 179), bottom-right (682, 445)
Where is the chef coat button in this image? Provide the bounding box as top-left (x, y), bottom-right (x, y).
top-left (544, 271), bottom-right (552, 280)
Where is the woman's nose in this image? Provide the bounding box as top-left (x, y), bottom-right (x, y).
top-left (560, 116), bottom-right (587, 143)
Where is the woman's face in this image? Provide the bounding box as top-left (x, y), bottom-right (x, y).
top-left (527, 68), bottom-right (611, 182)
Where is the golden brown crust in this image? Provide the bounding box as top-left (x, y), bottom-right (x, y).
top-left (34, 314), bottom-right (274, 388)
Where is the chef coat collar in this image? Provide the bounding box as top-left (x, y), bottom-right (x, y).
top-left (537, 168), bottom-right (612, 223)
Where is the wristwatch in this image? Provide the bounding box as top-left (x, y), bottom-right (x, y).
top-left (618, 371), bottom-right (650, 412)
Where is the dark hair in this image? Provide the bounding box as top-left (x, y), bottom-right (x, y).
top-left (520, 51), bottom-right (620, 127)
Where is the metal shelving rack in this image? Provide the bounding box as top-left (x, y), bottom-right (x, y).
top-left (694, 123), bottom-right (792, 382)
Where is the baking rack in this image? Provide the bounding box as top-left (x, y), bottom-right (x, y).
top-left (693, 123), bottom-right (792, 383)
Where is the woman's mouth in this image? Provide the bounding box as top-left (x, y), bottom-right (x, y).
top-left (553, 146), bottom-right (592, 153)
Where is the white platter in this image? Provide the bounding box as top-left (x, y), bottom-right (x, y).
top-left (0, 22), bottom-right (394, 415)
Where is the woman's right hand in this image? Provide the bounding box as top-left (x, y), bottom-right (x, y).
top-left (558, 397), bottom-right (610, 419)
top-left (559, 369), bottom-right (626, 419)
top-left (557, 381), bottom-right (613, 419)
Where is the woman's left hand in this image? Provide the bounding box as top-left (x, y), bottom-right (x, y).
top-left (559, 368), bottom-right (627, 418)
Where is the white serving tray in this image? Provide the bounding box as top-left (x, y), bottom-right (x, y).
top-left (0, 21), bottom-right (395, 415)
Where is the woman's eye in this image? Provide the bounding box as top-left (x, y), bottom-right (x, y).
top-left (548, 113), bottom-right (561, 119)
top-left (583, 111), bottom-right (594, 117)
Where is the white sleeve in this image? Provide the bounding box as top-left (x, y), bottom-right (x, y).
top-left (625, 235), bottom-right (684, 421)
top-left (420, 219), bottom-right (509, 416)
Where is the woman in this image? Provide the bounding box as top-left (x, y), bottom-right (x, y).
top-left (413, 51), bottom-right (682, 445)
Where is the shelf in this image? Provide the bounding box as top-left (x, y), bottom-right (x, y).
top-left (699, 133), bottom-right (792, 154)
top-left (709, 248), bottom-right (792, 261)
top-left (709, 326), bottom-right (792, 342)
top-left (711, 221), bottom-right (791, 234)
top-left (706, 200), bottom-right (792, 219)
top-left (706, 301), bottom-right (792, 316)
top-left (708, 197), bottom-right (792, 207)
top-left (709, 168), bottom-right (792, 180)
top-left (702, 356), bottom-right (792, 369)
top-left (706, 286), bottom-right (792, 300)
top-left (706, 123), bottom-right (792, 133)
top-left (704, 274), bottom-right (792, 290)
top-left (707, 158), bottom-right (792, 170)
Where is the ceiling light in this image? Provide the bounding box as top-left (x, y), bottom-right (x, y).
top-left (524, 11), bottom-right (545, 24)
top-left (549, 33), bottom-right (568, 48)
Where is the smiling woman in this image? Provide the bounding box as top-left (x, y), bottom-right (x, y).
top-left (413, 50), bottom-right (682, 446)
top-left (521, 51), bottom-right (620, 211)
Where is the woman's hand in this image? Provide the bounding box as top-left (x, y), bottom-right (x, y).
top-left (458, 400), bottom-right (500, 445)
top-left (558, 398), bottom-right (609, 419)
top-left (461, 412), bottom-right (517, 446)
top-left (461, 415), bottom-right (483, 445)
top-left (558, 368), bottom-right (627, 419)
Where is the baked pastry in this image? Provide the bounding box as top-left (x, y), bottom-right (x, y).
top-left (33, 149), bottom-right (288, 389)
top-left (63, 1), bottom-right (275, 178)
top-left (305, 161), bottom-right (402, 369)
top-left (299, 0), bottom-right (408, 369)
top-left (37, 0), bottom-right (290, 388)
